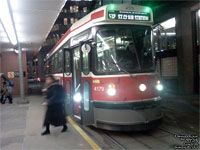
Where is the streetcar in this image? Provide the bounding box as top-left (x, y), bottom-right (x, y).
top-left (44, 4), bottom-right (164, 131)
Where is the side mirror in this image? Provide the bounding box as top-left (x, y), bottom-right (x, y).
top-left (80, 43), bottom-right (92, 54)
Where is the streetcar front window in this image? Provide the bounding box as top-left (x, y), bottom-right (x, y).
top-left (96, 25), bottom-right (154, 74)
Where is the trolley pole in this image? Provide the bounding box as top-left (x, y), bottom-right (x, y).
top-left (18, 43), bottom-right (29, 104)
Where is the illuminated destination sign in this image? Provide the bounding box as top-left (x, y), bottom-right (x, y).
top-left (108, 10), bottom-right (150, 21)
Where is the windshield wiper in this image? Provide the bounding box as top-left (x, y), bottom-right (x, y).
top-left (110, 54), bottom-right (137, 79)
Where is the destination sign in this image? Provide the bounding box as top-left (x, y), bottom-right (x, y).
top-left (108, 10), bottom-right (150, 21)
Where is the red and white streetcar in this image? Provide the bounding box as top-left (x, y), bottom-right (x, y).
top-left (44, 4), bottom-right (163, 131)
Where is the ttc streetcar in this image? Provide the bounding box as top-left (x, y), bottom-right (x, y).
top-left (44, 4), bottom-right (164, 131)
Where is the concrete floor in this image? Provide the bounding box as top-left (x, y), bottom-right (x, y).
top-left (0, 96), bottom-right (92, 150)
top-left (0, 93), bottom-right (199, 150)
top-left (160, 92), bottom-right (199, 134)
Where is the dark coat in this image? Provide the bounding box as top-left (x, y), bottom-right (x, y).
top-left (43, 83), bottom-right (66, 127)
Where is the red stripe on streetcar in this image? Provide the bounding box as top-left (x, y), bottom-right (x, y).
top-left (91, 10), bottom-right (104, 20)
top-left (50, 10), bottom-right (104, 55)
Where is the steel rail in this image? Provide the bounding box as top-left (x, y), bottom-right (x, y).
top-left (103, 133), bottom-right (127, 150)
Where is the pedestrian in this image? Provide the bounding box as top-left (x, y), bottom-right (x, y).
top-left (1, 81), bottom-right (8, 104)
top-left (7, 81), bottom-right (14, 104)
top-left (41, 75), bottom-right (67, 136)
top-left (0, 80), bottom-right (13, 104)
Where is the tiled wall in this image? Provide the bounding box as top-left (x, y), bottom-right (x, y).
top-left (161, 57), bottom-right (178, 77)
top-left (1, 51), bottom-right (28, 95)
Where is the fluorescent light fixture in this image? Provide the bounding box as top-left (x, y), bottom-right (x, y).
top-left (0, 0), bottom-right (17, 45)
top-left (14, 49), bottom-right (19, 54)
top-left (161, 32), bottom-right (176, 36)
top-left (160, 18), bottom-right (176, 30)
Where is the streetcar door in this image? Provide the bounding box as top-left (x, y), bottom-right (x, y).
top-left (72, 47), bottom-right (82, 117)
top-left (64, 48), bottom-right (73, 116)
top-left (80, 43), bottom-right (94, 125)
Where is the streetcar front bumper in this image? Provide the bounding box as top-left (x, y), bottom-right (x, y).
top-left (92, 97), bottom-right (163, 131)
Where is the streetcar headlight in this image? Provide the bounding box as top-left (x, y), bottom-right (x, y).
top-left (73, 93), bottom-right (82, 102)
top-left (139, 84), bottom-right (147, 92)
top-left (107, 84), bottom-right (116, 96)
top-left (156, 84), bottom-right (163, 91)
top-left (156, 80), bottom-right (163, 91)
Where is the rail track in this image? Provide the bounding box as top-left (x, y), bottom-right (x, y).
top-left (158, 127), bottom-right (179, 136)
top-left (103, 133), bottom-right (127, 150)
top-left (73, 117), bottom-right (198, 150)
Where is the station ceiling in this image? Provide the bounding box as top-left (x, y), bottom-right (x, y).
top-left (0, 0), bottom-right (66, 58)
top-left (0, 0), bottom-right (198, 60)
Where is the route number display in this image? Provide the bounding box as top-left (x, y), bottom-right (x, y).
top-left (108, 10), bottom-right (150, 21)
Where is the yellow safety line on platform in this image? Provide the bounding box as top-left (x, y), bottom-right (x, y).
top-left (67, 116), bottom-right (102, 150)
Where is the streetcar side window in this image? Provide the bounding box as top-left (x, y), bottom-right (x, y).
top-left (83, 52), bottom-right (89, 75)
top-left (65, 50), bottom-right (71, 75)
top-left (58, 50), bottom-right (63, 73)
top-left (54, 53), bottom-right (58, 73)
top-left (49, 59), bottom-right (51, 73)
top-left (51, 55), bottom-right (55, 73)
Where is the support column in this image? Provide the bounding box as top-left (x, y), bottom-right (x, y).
top-left (0, 45), bottom-right (2, 91)
top-left (18, 43), bottom-right (29, 103)
top-left (176, 7), bottom-right (194, 94)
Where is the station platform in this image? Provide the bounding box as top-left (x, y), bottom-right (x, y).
top-left (0, 96), bottom-right (95, 150)
top-left (160, 92), bottom-right (199, 135)
top-left (0, 93), bottom-right (199, 150)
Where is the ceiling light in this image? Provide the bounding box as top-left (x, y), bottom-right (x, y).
top-left (14, 49), bottom-right (19, 54)
top-left (0, 0), bottom-right (17, 45)
top-left (160, 18), bottom-right (176, 30)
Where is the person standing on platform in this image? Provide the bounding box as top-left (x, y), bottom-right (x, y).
top-left (1, 73), bottom-right (14, 104)
top-left (41, 75), bottom-right (67, 136)
top-left (6, 80), bottom-right (14, 104)
top-left (1, 80), bottom-right (8, 104)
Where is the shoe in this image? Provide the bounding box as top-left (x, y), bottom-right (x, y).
top-left (41, 130), bottom-right (50, 136)
top-left (61, 125), bottom-right (68, 132)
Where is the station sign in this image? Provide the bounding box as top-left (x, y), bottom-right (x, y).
top-left (108, 10), bottom-right (150, 21)
top-left (7, 71), bottom-right (25, 78)
top-left (8, 72), bottom-right (14, 78)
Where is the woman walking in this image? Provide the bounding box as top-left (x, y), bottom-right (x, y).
top-left (41, 75), bottom-right (67, 135)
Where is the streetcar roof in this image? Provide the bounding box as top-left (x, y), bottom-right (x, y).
top-left (47, 4), bottom-right (153, 58)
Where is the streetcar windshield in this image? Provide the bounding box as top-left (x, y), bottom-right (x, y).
top-left (95, 25), bottom-right (154, 74)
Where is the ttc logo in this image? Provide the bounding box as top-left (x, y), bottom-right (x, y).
top-left (109, 13), bottom-right (116, 19)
